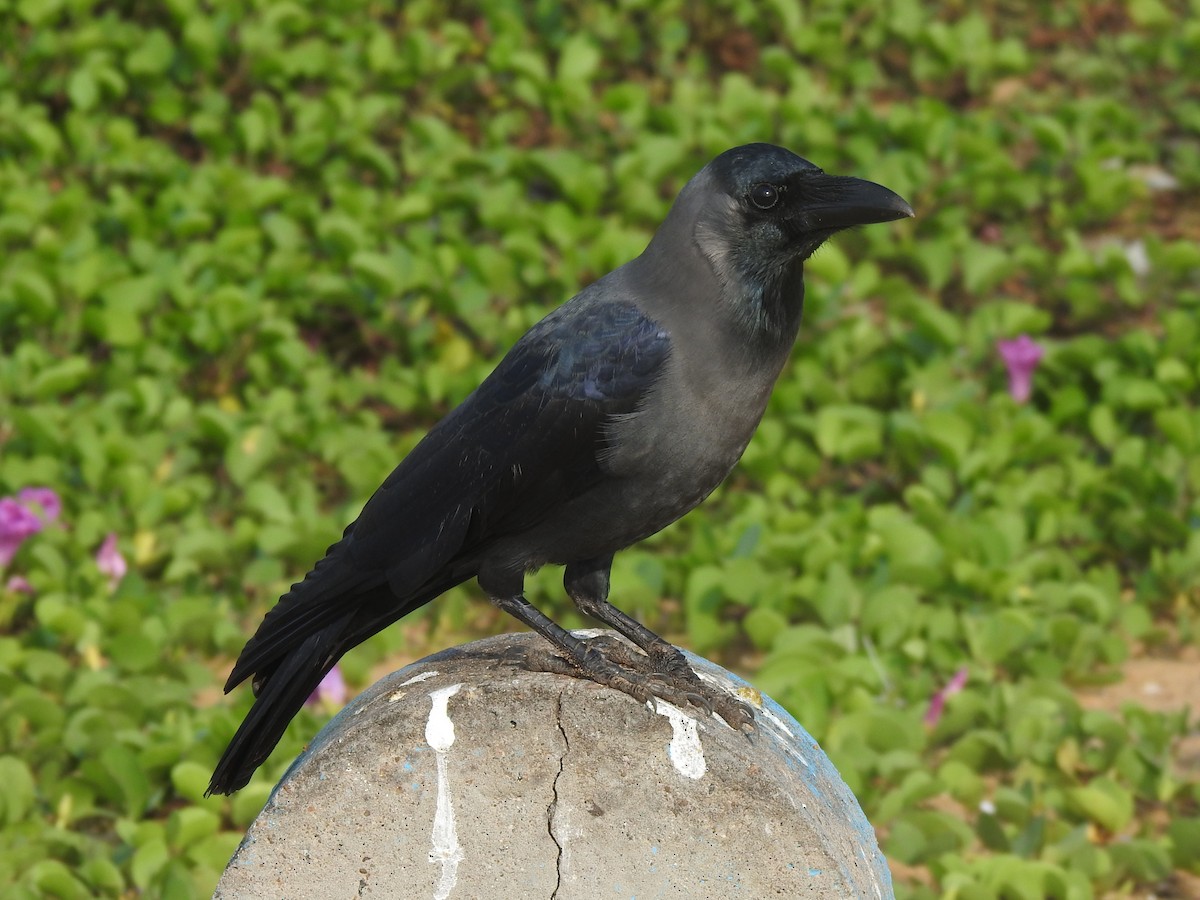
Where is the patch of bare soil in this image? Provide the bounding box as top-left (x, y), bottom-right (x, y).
top-left (1076, 645), bottom-right (1200, 779)
top-left (1077, 646), bottom-right (1200, 715)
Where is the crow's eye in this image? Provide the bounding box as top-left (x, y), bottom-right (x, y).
top-left (749, 183), bottom-right (780, 210)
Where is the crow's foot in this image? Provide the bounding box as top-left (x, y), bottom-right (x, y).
top-left (526, 634), bottom-right (755, 732)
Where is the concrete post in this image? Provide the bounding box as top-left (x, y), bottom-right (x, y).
top-left (215, 631), bottom-right (893, 899)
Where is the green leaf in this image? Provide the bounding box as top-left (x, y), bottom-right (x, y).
top-left (170, 761), bottom-right (214, 803)
top-left (130, 834), bottom-right (169, 889)
top-left (67, 69), bottom-right (99, 110)
top-left (1128, 0), bottom-right (1172, 26)
top-left (238, 108), bottom-right (269, 155)
top-left (350, 250), bottom-right (402, 295)
top-left (230, 782), bottom-right (273, 825)
top-left (557, 34), bottom-right (600, 83)
top-left (9, 269), bottom-right (57, 320)
top-left (100, 745), bottom-right (152, 817)
top-left (1088, 405), bottom-right (1118, 448)
top-left (107, 632), bottom-right (160, 673)
top-left (0, 756), bottom-right (37, 826)
top-left (814, 405), bottom-right (884, 461)
top-left (28, 861), bottom-right (89, 900)
top-left (962, 242), bottom-right (1012, 294)
top-left (167, 807), bottom-right (220, 850)
top-left (317, 213), bottom-right (366, 256)
top-left (743, 606), bottom-right (788, 650)
top-left (976, 813), bottom-right (1009, 852)
top-left (867, 507), bottom-right (944, 585)
top-left (1109, 839), bottom-right (1172, 882)
top-left (29, 356), bottom-right (91, 399)
top-left (78, 857), bottom-right (125, 894)
top-left (1065, 777), bottom-right (1133, 833)
top-left (16, 0), bottom-right (67, 25)
top-left (19, 116), bottom-right (63, 157)
top-left (1115, 378), bottom-right (1167, 411)
top-left (126, 29), bottom-right (175, 76)
top-left (187, 830), bottom-right (244, 871)
top-left (1168, 817), bottom-right (1200, 871)
top-left (921, 409), bottom-right (974, 467)
top-left (224, 425), bottom-right (280, 486)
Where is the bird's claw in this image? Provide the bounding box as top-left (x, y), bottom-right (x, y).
top-left (714, 697), bottom-right (756, 733)
top-left (525, 634), bottom-right (757, 732)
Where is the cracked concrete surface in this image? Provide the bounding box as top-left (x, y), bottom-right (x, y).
top-left (547, 690), bottom-right (568, 900)
top-left (215, 632), bottom-right (893, 899)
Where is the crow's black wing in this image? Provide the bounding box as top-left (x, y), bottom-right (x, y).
top-left (358, 299), bottom-right (673, 590)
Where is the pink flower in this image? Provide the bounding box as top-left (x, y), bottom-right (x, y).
top-left (95, 533), bottom-right (127, 588)
top-left (5, 575), bottom-right (34, 594)
top-left (17, 487), bottom-right (61, 523)
top-left (0, 498), bottom-right (43, 568)
top-left (307, 666), bottom-right (347, 707)
top-left (996, 335), bottom-right (1045, 404)
top-left (924, 666), bottom-right (969, 727)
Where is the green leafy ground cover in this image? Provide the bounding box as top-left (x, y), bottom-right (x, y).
top-left (2, 0), bottom-right (1199, 896)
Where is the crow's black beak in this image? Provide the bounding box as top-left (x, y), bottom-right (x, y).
top-left (795, 175), bottom-right (915, 232)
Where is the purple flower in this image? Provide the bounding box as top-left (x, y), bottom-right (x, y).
top-left (996, 335), bottom-right (1045, 404)
top-left (5, 575), bottom-right (34, 594)
top-left (0, 498), bottom-right (43, 568)
top-left (307, 665), bottom-right (347, 708)
top-left (95, 532), bottom-right (127, 588)
top-left (924, 666), bottom-right (969, 727)
top-left (17, 487), bottom-right (61, 523)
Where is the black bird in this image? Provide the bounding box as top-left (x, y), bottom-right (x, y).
top-left (208, 144), bottom-right (913, 794)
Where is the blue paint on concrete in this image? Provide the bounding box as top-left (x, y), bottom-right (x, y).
top-left (680, 648), bottom-right (894, 899)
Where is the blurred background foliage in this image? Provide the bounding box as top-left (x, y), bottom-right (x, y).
top-left (2, 0), bottom-right (1199, 896)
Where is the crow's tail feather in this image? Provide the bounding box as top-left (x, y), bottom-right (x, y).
top-left (207, 623), bottom-right (347, 796)
top-left (208, 572), bottom-right (471, 795)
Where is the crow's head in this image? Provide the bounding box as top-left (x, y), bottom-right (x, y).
top-left (658, 143), bottom-right (913, 339)
top-left (704, 143), bottom-right (913, 262)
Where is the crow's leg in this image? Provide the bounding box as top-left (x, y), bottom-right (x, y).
top-left (563, 557), bottom-right (755, 731)
top-left (480, 565), bottom-right (751, 728)
top-left (486, 590), bottom-right (707, 714)
top-left (563, 557), bottom-right (695, 678)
